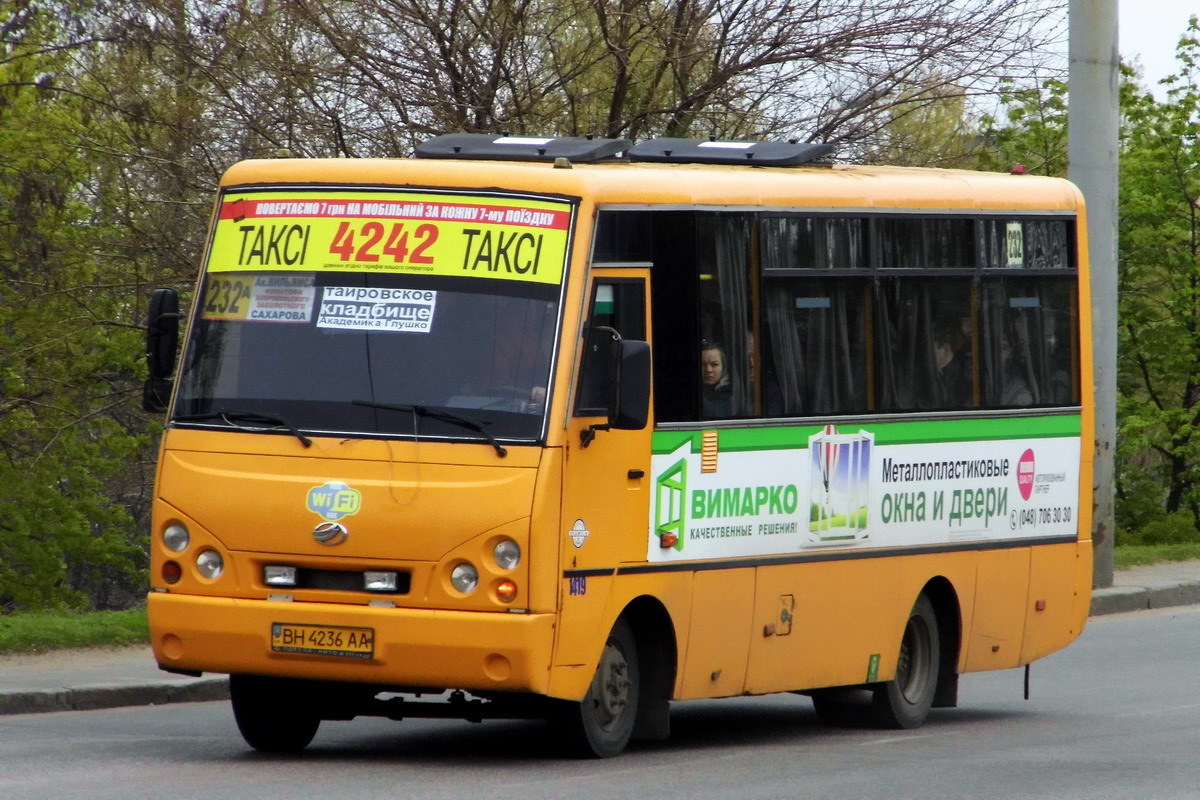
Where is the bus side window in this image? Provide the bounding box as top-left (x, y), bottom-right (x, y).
top-left (575, 279), bottom-right (646, 416)
top-left (762, 277), bottom-right (868, 416)
top-left (981, 277), bottom-right (1076, 408)
top-left (980, 220), bottom-right (1078, 408)
top-left (875, 277), bottom-right (974, 411)
top-left (759, 216), bottom-right (870, 417)
top-left (697, 215), bottom-right (753, 419)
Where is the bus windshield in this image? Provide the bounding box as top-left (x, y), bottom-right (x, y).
top-left (173, 271), bottom-right (560, 442)
top-left (170, 184), bottom-right (575, 444)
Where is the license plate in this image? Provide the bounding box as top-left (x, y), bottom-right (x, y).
top-left (271, 623), bottom-right (375, 659)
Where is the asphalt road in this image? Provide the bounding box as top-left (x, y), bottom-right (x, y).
top-left (2, 606), bottom-right (1197, 800)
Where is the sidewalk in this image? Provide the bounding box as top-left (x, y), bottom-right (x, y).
top-left (2, 561), bottom-right (1199, 717)
top-left (1087, 559), bottom-right (1200, 615)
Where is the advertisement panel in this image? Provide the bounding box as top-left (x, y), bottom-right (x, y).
top-left (648, 417), bottom-right (1081, 562)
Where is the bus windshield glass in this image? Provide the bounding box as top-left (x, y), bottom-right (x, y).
top-left (172, 186), bottom-right (574, 443)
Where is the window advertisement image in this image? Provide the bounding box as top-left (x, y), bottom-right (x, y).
top-left (648, 418), bottom-right (1081, 562)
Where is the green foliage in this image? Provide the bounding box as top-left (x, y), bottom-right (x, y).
top-left (1118, 512), bottom-right (1200, 546)
top-left (1115, 18), bottom-right (1200, 531)
top-left (0, 3), bottom-right (155, 611)
top-left (0, 608), bottom-right (148, 654)
top-left (976, 77), bottom-right (1068, 177)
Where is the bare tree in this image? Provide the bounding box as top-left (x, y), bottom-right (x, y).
top-left (81, 0), bottom-right (1066, 164)
top-left (273, 0), bottom-right (1066, 152)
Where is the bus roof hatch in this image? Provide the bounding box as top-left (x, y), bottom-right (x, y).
top-left (415, 133), bottom-right (632, 163)
top-left (628, 138), bottom-right (832, 166)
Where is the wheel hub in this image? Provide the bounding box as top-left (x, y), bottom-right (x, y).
top-left (593, 641), bottom-right (630, 728)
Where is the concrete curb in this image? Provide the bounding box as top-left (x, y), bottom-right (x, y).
top-left (1089, 580), bottom-right (1200, 617)
top-left (0, 677), bottom-right (228, 716)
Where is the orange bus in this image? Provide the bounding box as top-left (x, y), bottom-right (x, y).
top-left (144, 134), bottom-right (1093, 757)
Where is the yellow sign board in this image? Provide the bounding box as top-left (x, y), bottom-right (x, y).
top-left (206, 190), bottom-right (574, 285)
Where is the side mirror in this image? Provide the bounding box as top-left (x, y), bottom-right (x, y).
top-left (609, 339), bottom-right (650, 430)
top-left (143, 288), bottom-right (180, 412)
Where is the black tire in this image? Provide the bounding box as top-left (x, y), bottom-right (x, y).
top-left (557, 618), bottom-right (640, 758)
top-left (230, 674), bottom-right (321, 753)
top-left (870, 593), bottom-right (940, 729)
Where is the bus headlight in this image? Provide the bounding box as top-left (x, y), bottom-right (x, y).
top-left (163, 523), bottom-right (190, 553)
top-left (493, 539), bottom-right (521, 570)
top-left (450, 562), bottom-right (479, 594)
top-left (196, 549), bottom-right (224, 580)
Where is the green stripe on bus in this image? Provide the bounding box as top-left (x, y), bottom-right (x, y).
top-left (651, 414), bottom-right (1081, 454)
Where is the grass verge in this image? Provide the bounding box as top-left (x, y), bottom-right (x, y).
top-left (0, 607), bottom-right (149, 655)
top-left (1113, 542), bottom-right (1200, 570)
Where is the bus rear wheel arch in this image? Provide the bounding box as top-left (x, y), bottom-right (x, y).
top-left (810, 587), bottom-right (958, 730)
top-left (870, 592), bottom-right (940, 729)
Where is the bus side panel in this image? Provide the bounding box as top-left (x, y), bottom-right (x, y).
top-left (679, 568), bottom-right (755, 698)
top-left (744, 562), bottom-right (873, 694)
top-left (1073, 537), bottom-right (1094, 626)
top-left (963, 548), bottom-right (1031, 672)
top-left (1020, 541), bottom-right (1090, 664)
top-left (746, 554), bottom-right (976, 694)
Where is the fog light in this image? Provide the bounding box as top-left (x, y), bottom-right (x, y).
top-left (163, 523), bottom-right (189, 553)
top-left (364, 571), bottom-right (398, 592)
top-left (162, 561), bottom-right (182, 584)
top-left (495, 580), bottom-right (518, 603)
top-left (450, 562), bottom-right (478, 594)
top-left (493, 539), bottom-right (521, 570)
top-left (196, 549), bottom-right (224, 580)
top-left (264, 565), bottom-right (297, 587)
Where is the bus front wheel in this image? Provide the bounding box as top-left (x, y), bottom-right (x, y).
top-left (871, 593), bottom-right (940, 729)
top-left (230, 674), bottom-right (321, 752)
top-left (557, 618), bottom-right (640, 758)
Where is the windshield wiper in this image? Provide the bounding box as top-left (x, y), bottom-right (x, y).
top-left (352, 400), bottom-right (508, 458)
top-left (172, 409), bottom-right (313, 448)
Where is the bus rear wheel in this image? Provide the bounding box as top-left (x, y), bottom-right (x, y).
top-left (557, 618), bottom-right (640, 758)
top-left (230, 674), bottom-right (321, 752)
top-left (870, 593), bottom-right (940, 729)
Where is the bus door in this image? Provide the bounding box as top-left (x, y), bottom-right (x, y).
top-left (554, 271), bottom-right (652, 670)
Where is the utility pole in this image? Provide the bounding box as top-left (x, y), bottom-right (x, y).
top-left (1068, 0), bottom-right (1118, 588)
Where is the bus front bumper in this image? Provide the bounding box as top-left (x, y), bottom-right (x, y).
top-left (148, 592), bottom-right (556, 695)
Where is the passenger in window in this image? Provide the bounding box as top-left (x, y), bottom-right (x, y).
top-left (999, 334), bottom-right (1034, 407)
top-left (933, 320), bottom-right (972, 408)
top-left (1044, 319), bottom-right (1073, 404)
top-left (700, 341), bottom-right (734, 418)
